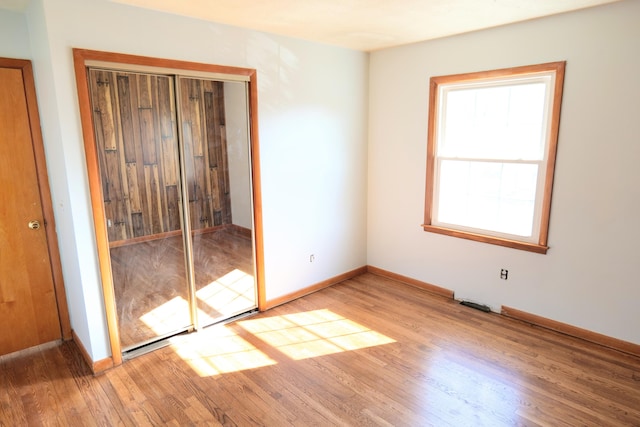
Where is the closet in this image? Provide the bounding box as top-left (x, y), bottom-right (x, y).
top-left (74, 50), bottom-right (263, 361)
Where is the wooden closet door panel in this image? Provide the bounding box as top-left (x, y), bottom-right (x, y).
top-left (0, 67), bottom-right (61, 355)
top-left (179, 78), bottom-right (232, 230)
top-left (89, 70), bottom-right (181, 242)
top-left (87, 68), bottom-right (193, 349)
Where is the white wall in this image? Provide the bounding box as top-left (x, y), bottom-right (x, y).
top-left (21, 0), bottom-right (636, 362)
top-left (1, 5), bottom-right (107, 357)
top-left (0, 9), bottom-right (30, 58)
top-left (24, 0), bottom-right (368, 360)
top-left (368, 0), bottom-right (640, 344)
top-left (224, 81), bottom-right (253, 230)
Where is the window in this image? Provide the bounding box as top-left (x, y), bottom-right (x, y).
top-left (423, 62), bottom-right (565, 254)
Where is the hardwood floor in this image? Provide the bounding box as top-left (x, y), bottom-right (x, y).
top-left (110, 227), bottom-right (255, 348)
top-left (1, 273), bottom-right (639, 426)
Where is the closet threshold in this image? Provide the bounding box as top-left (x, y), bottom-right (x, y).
top-left (122, 328), bottom-right (192, 360)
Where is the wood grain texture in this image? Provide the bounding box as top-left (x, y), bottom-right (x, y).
top-left (422, 224), bottom-right (549, 254)
top-left (111, 227), bottom-right (256, 348)
top-left (89, 69), bottom-right (186, 242)
top-left (89, 69), bottom-right (233, 243)
top-left (17, 60), bottom-right (72, 341)
top-left (0, 61), bottom-right (67, 355)
top-left (423, 61), bottom-right (565, 255)
top-left (179, 77), bottom-right (232, 230)
top-left (367, 265), bottom-right (454, 298)
top-left (73, 48), bottom-right (264, 368)
top-left (264, 266), bottom-right (368, 310)
top-left (2, 273), bottom-right (638, 426)
top-left (502, 305), bottom-right (640, 358)
top-left (247, 72), bottom-right (266, 313)
top-left (72, 330), bottom-right (114, 374)
top-left (74, 50), bottom-right (124, 366)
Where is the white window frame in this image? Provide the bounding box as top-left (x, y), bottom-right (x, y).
top-left (423, 62), bottom-right (566, 254)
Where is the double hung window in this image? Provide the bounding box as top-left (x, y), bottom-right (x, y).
top-left (423, 62), bottom-right (565, 253)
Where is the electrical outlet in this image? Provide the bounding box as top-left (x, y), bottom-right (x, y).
top-left (310, 254), bottom-right (315, 263)
top-left (500, 269), bottom-right (509, 280)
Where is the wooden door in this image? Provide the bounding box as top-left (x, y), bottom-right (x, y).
top-left (0, 59), bottom-right (69, 355)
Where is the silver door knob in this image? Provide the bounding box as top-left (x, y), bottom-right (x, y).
top-left (28, 220), bottom-right (41, 230)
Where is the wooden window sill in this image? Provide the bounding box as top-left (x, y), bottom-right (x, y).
top-left (422, 224), bottom-right (548, 254)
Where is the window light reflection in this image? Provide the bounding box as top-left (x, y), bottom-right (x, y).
top-left (169, 326), bottom-right (277, 377)
top-left (237, 309), bottom-right (396, 360)
top-left (196, 268), bottom-right (255, 315)
top-left (142, 301), bottom-right (395, 377)
top-left (140, 295), bottom-right (223, 336)
top-left (139, 296), bottom-right (192, 336)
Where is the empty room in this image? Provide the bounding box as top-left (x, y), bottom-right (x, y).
top-left (1, 0), bottom-right (639, 425)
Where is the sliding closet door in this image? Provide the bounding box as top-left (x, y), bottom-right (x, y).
top-left (89, 69), bottom-right (192, 350)
top-left (178, 77), bottom-right (257, 328)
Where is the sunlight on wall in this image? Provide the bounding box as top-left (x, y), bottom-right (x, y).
top-left (167, 309), bottom-right (395, 377)
top-left (237, 309), bottom-right (396, 360)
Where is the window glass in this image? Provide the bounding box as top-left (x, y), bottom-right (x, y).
top-left (436, 161), bottom-right (538, 237)
top-left (439, 81), bottom-right (548, 160)
top-left (423, 62), bottom-right (565, 254)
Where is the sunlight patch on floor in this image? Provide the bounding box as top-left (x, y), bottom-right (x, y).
top-left (420, 351), bottom-right (522, 422)
top-left (140, 296), bottom-right (219, 336)
top-left (164, 309), bottom-right (395, 377)
top-left (196, 269), bottom-right (256, 316)
top-left (169, 326), bottom-right (277, 377)
top-left (139, 296), bottom-right (192, 336)
top-left (237, 309), bottom-right (396, 360)
top-left (139, 269), bottom-right (255, 336)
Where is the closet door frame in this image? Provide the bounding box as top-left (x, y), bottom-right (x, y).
top-left (73, 49), bottom-right (265, 367)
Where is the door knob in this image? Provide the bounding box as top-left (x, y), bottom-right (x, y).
top-left (28, 220), bottom-right (41, 230)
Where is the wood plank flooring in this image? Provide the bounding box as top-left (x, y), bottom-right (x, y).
top-left (1, 273), bottom-right (639, 426)
top-left (110, 227), bottom-right (255, 348)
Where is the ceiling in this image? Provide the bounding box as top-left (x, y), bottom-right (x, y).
top-left (2, 0), bottom-right (621, 51)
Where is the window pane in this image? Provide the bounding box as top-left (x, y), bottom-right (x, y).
top-left (425, 62), bottom-right (565, 252)
top-left (439, 81), bottom-right (547, 160)
top-left (437, 160), bottom-right (538, 237)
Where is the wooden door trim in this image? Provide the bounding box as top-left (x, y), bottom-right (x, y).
top-left (0, 57), bottom-right (72, 341)
top-left (72, 49), bottom-right (265, 368)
